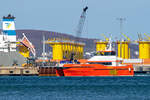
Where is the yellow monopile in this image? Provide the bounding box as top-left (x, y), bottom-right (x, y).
top-left (139, 41), bottom-right (150, 59)
top-left (117, 41), bottom-right (130, 59)
top-left (46, 41), bottom-right (84, 60)
top-left (96, 41), bottom-right (108, 52)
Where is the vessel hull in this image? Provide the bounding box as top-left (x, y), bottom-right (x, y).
top-left (56, 64), bottom-right (134, 76)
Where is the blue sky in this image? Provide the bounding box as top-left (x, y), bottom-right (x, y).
top-left (0, 0), bottom-right (150, 40)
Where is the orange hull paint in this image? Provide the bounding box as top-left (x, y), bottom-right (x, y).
top-left (56, 64), bottom-right (134, 76)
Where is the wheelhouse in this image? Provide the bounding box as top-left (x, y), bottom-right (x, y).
top-left (95, 51), bottom-right (116, 56)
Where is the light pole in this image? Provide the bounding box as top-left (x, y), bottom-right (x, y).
top-left (117, 18), bottom-right (126, 34)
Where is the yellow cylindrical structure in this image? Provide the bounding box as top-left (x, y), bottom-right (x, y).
top-left (117, 43), bottom-right (121, 58)
top-left (124, 42), bottom-right (129, 59)
top-left (117, 41), bottom-right (130, 59)
top-left (66, 43), bottom-right (70, 59)
top-left (80, 45), bottom-right (84, 59)
top-left (73, 44), bottom-right (76, 53)
top-left (96, 41), bottom-right (108, 52)
top-left (78, 45), bottom-right (82, 59)
top-left (68, 43), bottom-right (71, 59)
top-left (51, 43), bottom-right (63, 60)
top-left (70, 44), bottom-right (73, 53)
top-left (18, 45), bottom-right (30, 58)
top-left (74, 44), bottom-right (77, 59)
top-left (139, 41), bottom-right (150, 59)
top-left (46, 41), bottom-right (85, 60)
top-left (129, 48), bottom-right (130, 59)
top-left (62, 43), bottom-right (66, 59)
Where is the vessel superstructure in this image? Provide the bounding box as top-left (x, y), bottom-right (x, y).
top-left (0, 14), bottom-right (26, 66)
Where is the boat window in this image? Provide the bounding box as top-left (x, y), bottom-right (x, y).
top-left (96, 52), bottom-right (104, 56)
top-left (111, 51), bottom-right (116, 55)
top-left (104, 51), bottom-right (116, 56)
top-left (89, 62), bottom-right (112, 65)
top-left (104, 52), bottom-right (111, 55)
top-left (96, 51), bottom-right (116, 56)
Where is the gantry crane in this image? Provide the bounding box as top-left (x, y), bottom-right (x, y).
top-left (76, 6), bottom-right (88, 38)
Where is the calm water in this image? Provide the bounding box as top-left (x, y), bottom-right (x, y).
top-left (0, 76), bottom-right (150, 100)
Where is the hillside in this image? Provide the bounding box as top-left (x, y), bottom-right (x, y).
top-left (15, 29), bottom-right (139, 58)
top-left (16, 30), bottom-right (96, 57)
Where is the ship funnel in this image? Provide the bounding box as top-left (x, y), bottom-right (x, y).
top-left (0, 14), bottom-right (17, 52)
top-left (2, 14), bottom-right (16, 42)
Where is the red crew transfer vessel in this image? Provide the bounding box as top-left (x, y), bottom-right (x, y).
top-left (56, 41), bottom-right (134, 76)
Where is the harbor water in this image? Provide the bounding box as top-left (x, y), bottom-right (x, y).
top-left (0, 76), bottom-right (150, 100)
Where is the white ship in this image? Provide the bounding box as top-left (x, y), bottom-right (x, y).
top-left (0, 14), bottom-right (26, 66)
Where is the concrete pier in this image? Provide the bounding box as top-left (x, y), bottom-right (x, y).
top-left (133, 65), bottom-right (150, 73)
top-left (0, 66), bottom-right (38, 76)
